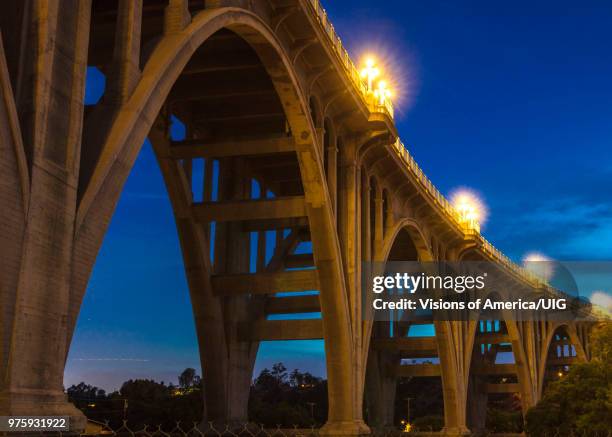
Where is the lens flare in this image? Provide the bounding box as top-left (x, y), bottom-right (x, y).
top-left (360, 56), bottom-right (380, 90)
top-left (356, 44), bottom-right (419, 114)
top-left (523, 252), bottom-right (551, 263)
top-left (589, 291), bottom-right (612, 314)
top-left (450, 188), bottom-right (488, 229)
top-left (374, 80), bottom-right (392, 105)
top-left (523, 252), bottom-right (555, 282)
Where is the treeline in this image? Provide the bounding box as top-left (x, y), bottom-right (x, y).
top-left (68, 324), bottom-right (611, 435)
top-left (68, 364), bottom-right (327, 429)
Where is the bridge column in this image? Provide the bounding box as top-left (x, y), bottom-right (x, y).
top-left (466, 374), bottom-right (488, 433)
top-left (436, 321), bottom-right (471, 436)
top-left (514, 321), bottom-right (538, 418)
top-left (211, 158), bottom-right (258, 424)
top-left (365, 349), bottom-right (397, 429)
top-left (320, 137), bottom-right (369, 437)
top-left (151, 127), bottom-right (261, 424)
top-left (0, 1), bottom-right (90, 431)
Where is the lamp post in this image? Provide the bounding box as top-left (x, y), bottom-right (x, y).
top-left (307, 402), bottom-right (316, 423)
top-left (450, 189), bottom-right (485, 232)
top-left (405, 397), bottom-right (412, 422)
top-left (360, 58), bottom-right (380, 91)
top-left (374, 80), bottom-right (392, 106)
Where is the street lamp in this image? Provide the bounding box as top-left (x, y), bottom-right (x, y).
top-left (307, 402), bottom-right (316, 423)
top-left (523, 252), bottom-right (554, 282)
top-left (374, 80), bottom-right (392, 106)
top-left (360, 57), bottom-right (380, 91)
top-left (450, 189), bottom-right (486, 231)
top-left (405, 397), bottom-right (412, 422)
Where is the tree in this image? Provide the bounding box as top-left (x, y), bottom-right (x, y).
top-left (591, 322), bottom-right (612, 364)
top-left (485, 407), bottom-right (523, 433)
top-left (67, 382), bottom-right (106, 403)
top-left (525, 323), bottom-right (612, 436)
top-left (249, 363), bottom-right (327, 426)
top-left (179, 368), bottom-right (197, 389)
top-left (271, 362), bottom-right (288, 383)
top-left (393, 376), bottom-right (444, 426)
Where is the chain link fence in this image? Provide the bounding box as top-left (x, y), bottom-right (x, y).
top-left (5, 421), bottom-right (610, 437)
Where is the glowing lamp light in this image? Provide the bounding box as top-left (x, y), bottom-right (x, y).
top-left (374, 80), bottom-right (392, 106)
top-left (523, 252), bottom-right (554, 282)
top-left (450, 189), bottom-right (487, 232)
top-left (400, 420), bottom-right (412, 433)
top-left (360, 57), bottom-right (380, 91)
top-left (590, 291), bottom-right (612, 314)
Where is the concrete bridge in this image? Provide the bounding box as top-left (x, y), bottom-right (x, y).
top-left (0, 0), bottom-right (593, 435)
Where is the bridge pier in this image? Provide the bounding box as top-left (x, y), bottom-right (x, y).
top-left (0, 99), bottom-right (88, 428)
top-left (437, 322), bottom-right (471, 437)
top-left (152, 130), bottom-right (260, 425)
top-left (0, 0), bottom-right (89, 431)
top-left (364, 351), bottom-right (398, 429)
top-left (466, 375), bottom-right (488, 433)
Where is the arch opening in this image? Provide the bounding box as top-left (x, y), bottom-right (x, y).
top-left (364, 227), bottom-right (443, 432)
top-left (541, 326), bottom-right (580, 394)
top-left (68, 10), bottom-right (347, 429)
top-left (466, 306), bottom-right (524, 434)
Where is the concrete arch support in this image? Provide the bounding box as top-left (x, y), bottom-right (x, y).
top-left (1, 6), bottom-right (363, 435)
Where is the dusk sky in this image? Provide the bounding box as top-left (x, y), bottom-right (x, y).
top-left (65, 0), bottom-right (612, 391)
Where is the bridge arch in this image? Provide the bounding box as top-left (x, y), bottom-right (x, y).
top-left (378, 218), bottom-right (433, 263)
top-left (461, 272), bottom-right (556, 434)
top-left (440, 245), bottom-right (537, 433)
top-left (365, 221), bottom-right (441, 429)
top-left (465, 293), bottom-right (530, 433)
top-left (537, 323), bottom-right (587, 397)
top-left (69, 6), bottom-right (358, 432)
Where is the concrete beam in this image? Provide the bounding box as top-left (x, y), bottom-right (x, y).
top-left (395, 363), bottom-right (441, 377)
top-left (212, 270), bottom-right (319, 296)
top-left (373, 337), bottom-right (438, 355)
top-left (198, 112), bottom-right (285, 123)
top-left (169, 78), bottom-right (275, 102)
top-left (476, 333), bottom-right (510, 344)
top-left (494, 344), bottom-right (513, 353)
top-left (486, 383), bottom-right (520, 394)
top-left (180, 52), bottom-right (260, 75)
top-left (240, 319), bottom-right (323, 341)
top-left (266, 295), bottom-right (320, 314)
top-left (473, 363), bottom-right (517, 375)
top-left (240, 217), bottom-right (308, 232)
top-left (549, 339), bottom-right (573, 347)
top-left (170, 135), bottom-right (295, 159)
top-left (192, 196), bottom-right (306, 223)
top-left (546, 357), bottom-right (578, 366)
top-left (403, 315), bottom-right (435, 324)
top-left (284, 254), bottom-right (315, 269)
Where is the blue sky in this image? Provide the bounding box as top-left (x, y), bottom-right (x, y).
top-left (65, 0), bottom-right (612, 391)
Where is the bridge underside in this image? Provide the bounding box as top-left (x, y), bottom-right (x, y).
top-left (0, 1), bottom-right (591, 436)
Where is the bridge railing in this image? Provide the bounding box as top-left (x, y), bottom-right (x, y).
top-left (392, 139), bottom-right (548, 288)
top-left (306, 0), bottom-right (394, 117)
top-left (304, 0), bottom-right (550, 291)
top-left (392, 139), bottom-right (474, 231)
